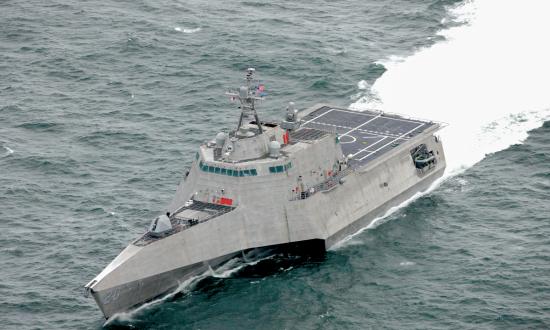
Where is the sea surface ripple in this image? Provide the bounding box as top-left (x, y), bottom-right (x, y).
top-left (1, 0), bottom-right (549, 329)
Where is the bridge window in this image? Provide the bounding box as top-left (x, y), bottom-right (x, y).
top-left (269, 163), bottom-right (291, 174)
top-left (198, 162), bottom-right (257, 177)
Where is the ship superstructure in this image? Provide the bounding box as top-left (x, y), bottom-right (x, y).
top-left (85, 69), bottom-right (446, 318)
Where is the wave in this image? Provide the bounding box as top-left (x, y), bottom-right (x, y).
top-left (2, 145), bottom-right (14, 157)
top-left (351, 0), bottom-right (550, 176)
top-left (174, 27), bottom-right (201, 34)
top-left (209, 253), bottom-right (276, 279)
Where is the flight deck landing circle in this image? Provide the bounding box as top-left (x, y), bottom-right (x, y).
top-left (338, 135), bottom-right (356, 144)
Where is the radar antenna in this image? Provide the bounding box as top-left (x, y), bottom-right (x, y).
top-left (226, 68), bottom-right (266, 135)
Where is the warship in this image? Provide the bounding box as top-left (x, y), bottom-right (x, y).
top-left (85, 69), bottom-right (446, 318)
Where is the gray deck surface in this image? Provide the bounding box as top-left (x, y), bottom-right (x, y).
top-left (300, 106), bottom-right (437, 168)
top-left (134, 201), bottom-right (234, 246)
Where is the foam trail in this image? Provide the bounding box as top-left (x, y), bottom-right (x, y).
top-left (210, 253), bottom-right (276, 279)
top-left (2, 146), bottom-right (14, 156)
top-left (351, 0), bottom-right (550, 175)
top-left (174, 27), bottom-right (201, 34)
top-left (336, 0), bottom-right (550, 248)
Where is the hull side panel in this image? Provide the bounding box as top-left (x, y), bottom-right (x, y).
top-left (93, 252), bottom-right (238, 319)
top-left (325, 166), bottom-right (445, 248)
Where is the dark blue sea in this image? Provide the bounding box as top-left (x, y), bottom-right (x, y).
top-left (1, 0), bottom-right (549, 328)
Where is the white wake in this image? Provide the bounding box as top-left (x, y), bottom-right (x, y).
top-left (336, 0), bottom-right (550, 247)
top-left (174, 27), bottom-right (201, 34)
top-left (351, 0), bottom-right (550, 176)
top-left (2, 145), bottom-right (14, 157)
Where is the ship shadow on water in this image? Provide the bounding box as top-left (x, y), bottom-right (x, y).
top-left (181, 252), bottom-right (325, 298)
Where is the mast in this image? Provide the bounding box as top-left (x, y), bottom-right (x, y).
top-left (226, 68), bottom-right (265, 135)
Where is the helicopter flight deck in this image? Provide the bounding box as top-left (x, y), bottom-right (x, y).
top-left (300, 105), bottom-right (439, 167)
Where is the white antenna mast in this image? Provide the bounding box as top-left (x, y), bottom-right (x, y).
top-left (226, 68), bottom-right (265, 134)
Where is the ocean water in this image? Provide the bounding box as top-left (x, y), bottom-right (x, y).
top-left (1, 0), bottom-right (549, 329)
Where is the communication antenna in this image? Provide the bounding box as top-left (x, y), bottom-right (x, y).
top-left (226, 68), bottom-right (266, 135)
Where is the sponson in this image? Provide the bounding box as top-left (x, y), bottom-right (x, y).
top-left (85, 69), bottom-right (446, 318)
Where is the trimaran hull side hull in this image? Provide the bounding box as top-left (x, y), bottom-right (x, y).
top-left (94, 166), bottom-right (444, 319)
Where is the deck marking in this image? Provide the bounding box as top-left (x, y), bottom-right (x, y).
top-left (305, 109), bottom-right (412, 131)
top-left (358, 123), bottom-right (425, 161)
top-left (309, 121), bottom-right (353, 130)
top-left (329, 108), bottom-right (425, 125)
top-left (339, 114), bottom-right (382, 138)
top-left (338, 135), bottom-right (357, 144)
top-left (359, 129), bottom-right (403, 139)
top-left (308, 121), bottom-right (404, 139)
top-left (351, 136), bottom-right (388, 157)
top-left (302, 108), bottom-right (333, 125)
top-left (301, 107), bottom-right (432, 165)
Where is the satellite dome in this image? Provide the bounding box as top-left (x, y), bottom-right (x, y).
top-left (269, 140), bottom-right (281, 158)
top-left (215, 132), bottom-right (226, 147)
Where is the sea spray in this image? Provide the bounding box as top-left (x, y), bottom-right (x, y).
top-left (2, 145), bottom-right (14, 156)
top-left (351, 0), bottom-right (550, 175)
top-left (104, 272), bottom-right (209, 325)
top-left (174, 27), bottom-right (201, 33)
top-left (336, 0), bottom-right (550, 248)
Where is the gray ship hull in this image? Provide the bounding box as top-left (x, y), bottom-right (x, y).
top-left (90, 252), bottom-right (239, 318)
top-left (86, 103), bottom-right (447, 319)
top-left (91, 168), bottom-right (444, 319)
top-left (325, 166), bottom-right (444, 247)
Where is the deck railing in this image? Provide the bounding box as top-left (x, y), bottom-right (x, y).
top-left (290, 168), bottom-right (353, 201)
